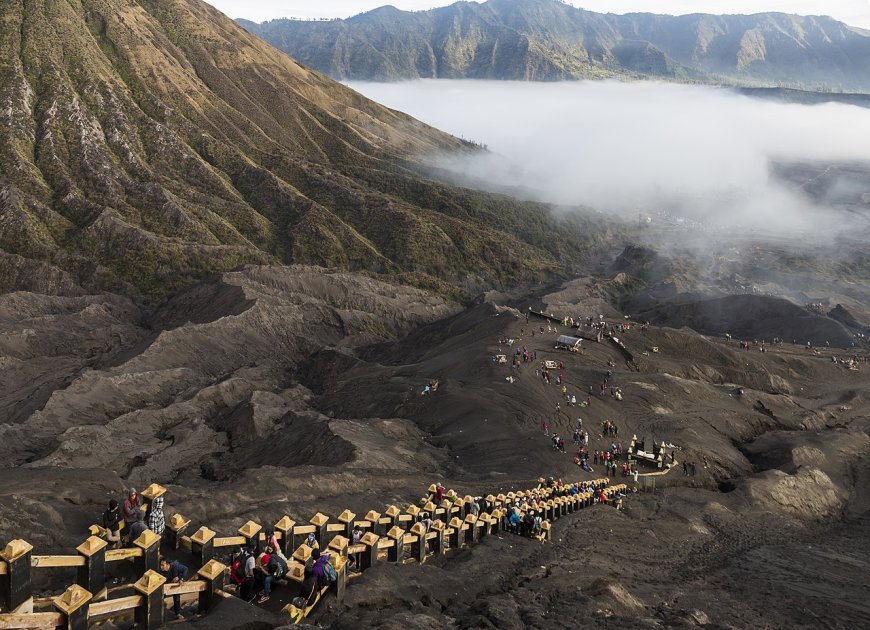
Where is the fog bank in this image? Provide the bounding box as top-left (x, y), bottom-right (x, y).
top-left (349, 80), bottom-right (870, 233)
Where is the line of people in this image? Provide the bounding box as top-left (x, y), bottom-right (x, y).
top-left (428, 482), bottom-right (490, 517)
top-left (505, 479), bottom-right (606, 540)
top-left (229, 528), bottom-right (339, 607)
top-left (100, 488), bottom-right (344, 613)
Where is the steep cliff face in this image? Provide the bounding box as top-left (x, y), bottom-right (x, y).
top-left (239, 0), bottom-right (870, 89)
top-left (0, 0), bottom-right (600, 302)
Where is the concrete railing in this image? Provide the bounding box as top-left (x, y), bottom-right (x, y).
top-left (0, 478), bottom-right (624, 628)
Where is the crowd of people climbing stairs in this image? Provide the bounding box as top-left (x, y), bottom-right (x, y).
top-left (505, 477), bottom-right (616, 539)
top-left (96, 485), bottom-right (338, 613)
top-left (228, 529), bottom-right (338, 607)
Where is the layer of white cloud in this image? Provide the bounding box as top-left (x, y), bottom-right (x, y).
top-left (208, 0), bottom-right (870, 29)
top-left (348, 79), bottom-right (870, 234)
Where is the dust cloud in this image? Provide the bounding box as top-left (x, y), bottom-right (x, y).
top-left (348, 79), bottom-right (870, 234)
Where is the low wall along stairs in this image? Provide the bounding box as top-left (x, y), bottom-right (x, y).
top-left (0, 479), bottom-right (626, 628)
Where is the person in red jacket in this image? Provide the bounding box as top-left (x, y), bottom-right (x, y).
top-left (122, 489), bottom-right (142, 544)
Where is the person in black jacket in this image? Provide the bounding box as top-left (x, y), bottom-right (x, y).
top-left (257, 552), bottom-right (288, 603)
top-left (126, 513), bottom-right (147, 548)
top-left (102, 500), bottom-right (122, 548)
top-left (159, 558), bottom-right (189, 619)
top-left (292, 564), bottom-right (318, 609)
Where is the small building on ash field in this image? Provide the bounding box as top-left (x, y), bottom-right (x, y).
top-left (555, 335), bottom-right (583, 352)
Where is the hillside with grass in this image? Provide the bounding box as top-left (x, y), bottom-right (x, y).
top-left (0, 0), bottom-right (605, 304)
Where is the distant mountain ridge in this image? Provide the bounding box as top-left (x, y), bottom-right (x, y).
top-left (237, 0), bottom-right (870, 90)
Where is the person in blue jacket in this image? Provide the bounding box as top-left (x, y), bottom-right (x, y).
top-left (159, 558), bottom-right (189, 619)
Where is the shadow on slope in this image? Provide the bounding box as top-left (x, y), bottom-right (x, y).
top-left (630, 294), bottom-right (856, 347)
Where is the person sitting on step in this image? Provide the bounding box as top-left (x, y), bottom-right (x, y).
top-left (256, 551), bottom-right (288, 604)
top-left (126, 512), bottom-right (148, 547)
top-left (122, 488), bottom-right (143, 544)
top-left (102, 499), bottom-right (122, 548)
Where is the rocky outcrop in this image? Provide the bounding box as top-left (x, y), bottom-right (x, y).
top-left (0, 266), bottom-right (459, 482)
top-left (746, 467), bottom-right (844, 519)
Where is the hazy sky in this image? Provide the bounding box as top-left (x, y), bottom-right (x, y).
top-left (209, 1), bottom-right (870, 28)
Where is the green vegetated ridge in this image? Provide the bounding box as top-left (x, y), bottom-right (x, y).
top-left (0, 0), bottom-right (606, 303)
top-left (238, 0), bottom-right (870, 90)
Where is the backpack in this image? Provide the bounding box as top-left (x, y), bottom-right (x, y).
top-left (321, 560), bottom-right (337, 584)
top-left (270, 554), bottom-right (288, 577)
top-left (233, 552), bottom-right (250, 582)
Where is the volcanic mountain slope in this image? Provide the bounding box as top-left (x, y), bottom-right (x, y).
top-left (0, 0), bottom-right (602, 303)
top-left (0, 265), bottom-right (462, 549)
top-left (4, 266), bottom-right (869, 627)
top-left (239, 0), bottom-right (870, 90)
